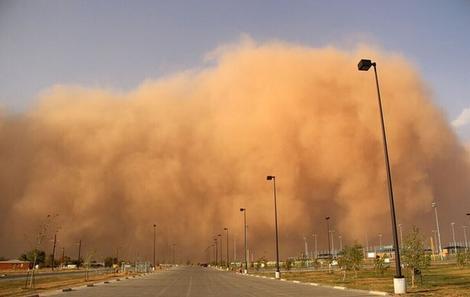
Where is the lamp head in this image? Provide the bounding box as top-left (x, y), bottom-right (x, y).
top-left (224, 227), bottom-right (228, 230)
top-left (358, 59), bottom-right (373, 71)
top-left (240, 208), bottom-right (245, 212)
top-left (153, 224), bottom-right (156, 227)
top-left (267, 175), bottom-right (275, 180)
top-left (325, 216), bottom-right (330, 220)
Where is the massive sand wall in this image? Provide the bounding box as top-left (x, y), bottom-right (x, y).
top-left (0, 41), bottom-right (468, 262)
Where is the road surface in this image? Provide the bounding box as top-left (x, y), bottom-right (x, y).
top-left (50, 266), bottom-right (377, 296)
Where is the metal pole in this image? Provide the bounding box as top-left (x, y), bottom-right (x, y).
top-left (326, 217), bottom-right (331, 257)
top-left (313, 234), bottom-right (318, 259)
top-left (372, 64), bottom-right (402, 279)
top-left (224, 228), bottom-right (229, 268)
top-left (153, 224), bottom-right (156, 268)
top-left (451, 223), bottom-right (457, 254)
top-left (303, 236), bottom-right (308, 258)
top-left (433, 203), bottom-right (443, 260)
top-left (241, 208), bottom-right (248, 273)
top-left (61, 247), bottom-right (65, 267)
top-left (398, 224), bottom-right (403, 250)
top-left (330, 230), bottom-right (335, 257)
top-left (462, 226), bottom-right (468, 250)
top-left (77, 240), bottom-right (81, 268)
top-left (51, 233), bottom-right (57, 270)
top-left (379, 233), bottom-right (383, 250)
top-left (339, 235), bottom-right (343, 251)
top-left (270, 177), bottom-right (281, 278)
top-left (214, 239), bottom-right (218, 266)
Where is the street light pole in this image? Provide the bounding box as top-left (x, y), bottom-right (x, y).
top-left (214, 238), bottom-right (218, 266)
top-left (51, 233), bottom-right (57, 271)
top-left (398, 224), bottom-right (403, 250)
top-left (462, 226), bottom-right (468, 250)
top-left (224, 228), bottom-right (229, 269)
top-left (451, 222), bottom-right (457, 254)
top-left (358, 59), bottom-right (404, 294)
top-left (153, 224), bottom-right (157, 269)
top-left (240, 208), bottom-right (248, 273)
top-left (379, 233), bottom-right (383, 251)
top-left (325, 217), bottom-right (331, 257)
top-left (267, 175), bottom-right (281, 279)
top-left (77, 240), bottom-right (82, 269)
top-left (312, 233), bottom-right (318, 259)
top-left (330, 230), bottom-right (335, 257)
top-left (217, 234), bottom-right (222, 267)
top-left (432, 202), bottom-right (443, 260)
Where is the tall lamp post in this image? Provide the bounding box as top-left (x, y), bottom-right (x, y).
top-left (325, 217), bottom-right (331, 257)
top-left (224, 227), bottom-right (229, 269)
top-left (451, 222), bottom-right (457, 254)
top-left (153, 224), bottom-right (157, 269)
top-left (267, 175), bottom-right (281, 279)
top-left (462, 226), bottom-right (468, 250)
top-left (217, 234), bottom-right (222, 266)
top-left (432, 202), bottom-right (443, 260)
top-left (358, 59), bottom-right (405, 294)
top-left (214, 238), bottom-right (218, 266)
top-left (240, 208), bottom-right (248, 273)
top-left (312, 233), bottom-right (318, 259)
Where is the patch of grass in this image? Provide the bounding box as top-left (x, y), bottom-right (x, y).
top-left (0, 271), bottom-right (129, 297)
top-left (253, 264), bottom-right (470, 296)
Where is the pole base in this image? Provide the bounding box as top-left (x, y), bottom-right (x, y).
top-left (275, 271), bottom-right (281, 279)
top-left (243, 269), bottom-right (247, 274)
top-left (393, 277), bottom-right (406, 294)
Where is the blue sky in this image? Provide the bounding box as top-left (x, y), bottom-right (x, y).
top-left (1, 0), bottom-right (469, 141)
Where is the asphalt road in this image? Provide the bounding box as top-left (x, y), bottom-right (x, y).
top-left (50, 266), bottom-right (377, 297)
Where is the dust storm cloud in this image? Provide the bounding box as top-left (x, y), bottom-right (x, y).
top-left (0, 41), bottom-right (468, 262)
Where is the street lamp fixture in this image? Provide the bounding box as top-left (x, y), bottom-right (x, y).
top-left (358, 59), bottom-right (405, 294)
top-left (267, 175), bottom-right (281, 279)
top-left (240, 208), bottom-right (248, 273)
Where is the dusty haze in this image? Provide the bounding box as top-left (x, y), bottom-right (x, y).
top-left (0, 41), bottom-right (469, 263)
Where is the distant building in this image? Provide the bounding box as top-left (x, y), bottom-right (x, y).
top-left (0, 260), bottom-right (31, 270)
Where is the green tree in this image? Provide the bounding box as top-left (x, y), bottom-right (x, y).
top-left (337, 244), bottom-right (364, 281)
top-left (456, 250), bottom-right (470, 267)
top-left (104, 257), bottom-right (117, 267)
top-left (19, 249), bottom-right (46, 266)
top-left (284, 258), bottom-right (293, 270)
top-left (401, 226), bottom-right (431, 287)
top-left (374, 254), bottom-right (389, 275)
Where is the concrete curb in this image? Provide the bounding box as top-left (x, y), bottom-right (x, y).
top-left (37, 272), bottom-right (153, 296)
top-left (241, 273), bottom-right (389, 296)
